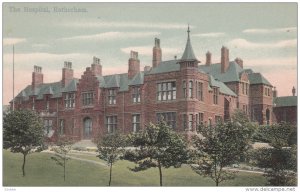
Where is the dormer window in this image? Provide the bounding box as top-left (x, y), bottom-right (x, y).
top-left (108, 89), bottom-right (116, 105)
top-left (65, 93), bottom-right (75, 108)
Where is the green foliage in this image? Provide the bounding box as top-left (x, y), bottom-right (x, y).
top-left (192, 111), bottom-right (255, 186)
top-left (124, 121), bottom-right (189, 186)
top-left (97, 132), bottom-right (126, 186)
top-left (250, 122), bottom-right (297, 186)
top-left (51, 137), bottom-right (74, 181)
top-left (3, 109), bottom-right (44, 176)
top-left (254, 122), bottom-right (296, 148)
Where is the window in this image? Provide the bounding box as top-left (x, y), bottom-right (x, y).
top-left (246, 83), bottom-right (249, 95)
top-left (132, 114), bottom-right (140, 132)
top-left (188, 114), bottom-right (193, 130)
top-left (106, 116), bottom-right (117, 133)
top-left (157, 112), bottom-right (176, 129)
top-left (108, 89), bottom-right (116, 105)
top-left (198, 82), bottom-right (203, 101)
top-left (183, 114), bottom-right (187, 130)
top-left (189, 81), bottom-right (193, 98)
top-left (196, 112), bottom-right (204, 127)
top-left (132, 87), bottom-right (141, 103)
top-left (213, 88), bottom-right (218, 104)
top-left (46, 100), bottom-right (49, 110)
top-left (265, 87), bottom-right (268, 96)
top-left (215, 115), bottom-right (222, 123)
top-left (242, 82), bottom-right (249, 95)
top-left (157, 82), bottom-right (176, 101)
top-left (32, 98), bottom-right (35, 110)
top-left (183, 81), bottom-right (187, 98)
top-left (65, 93), bottom-right (75, 108)
top-left (44, 119), bottom-right (53, 135)
top-left (82, 92), bottom-right (93, 106)
top-left (59, 119), bottom-right (65, 135)
top-left (267, 88), bottom-right (270, 96)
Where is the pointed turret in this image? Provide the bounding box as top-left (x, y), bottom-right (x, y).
top-left (180, 25), bottom-right (198, 62)
top-left (178, 25), bottom-right (200, 71)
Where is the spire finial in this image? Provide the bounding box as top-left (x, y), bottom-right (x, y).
top-left (187, 24), bottom-right (190, 39)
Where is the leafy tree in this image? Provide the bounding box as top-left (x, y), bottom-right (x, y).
top-left (97, 132), bottom-right (126, 186)
top-left (192, 111), bottom-right (255, 186)
top-left (124, 121), bottom-right (189, 186)
top-left (3, 109), bottom-right (44, 177)
top-left (50, 137), bottom-right (74, 181)
top-left (250, 122), bottom-right (297, 186)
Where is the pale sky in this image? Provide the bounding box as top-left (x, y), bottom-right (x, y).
top-left (2, 2), bottom-right (297, 105)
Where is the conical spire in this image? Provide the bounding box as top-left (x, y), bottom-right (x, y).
top-left (181, 25), bottom-right (197, 61)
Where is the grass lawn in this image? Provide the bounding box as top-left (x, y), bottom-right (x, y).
top-left (3, 150), bottom-right (267, 186)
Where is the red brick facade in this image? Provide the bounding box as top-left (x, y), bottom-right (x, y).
top-left (11, 29), bottom-right (278, 141)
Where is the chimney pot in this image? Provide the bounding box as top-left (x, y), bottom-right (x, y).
top-left (152, 38), bottom-right (162, 68)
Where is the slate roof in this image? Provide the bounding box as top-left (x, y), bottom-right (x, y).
top-left (273, 96), bottom-right (297, 107)
top-left (147, 60), bottom-right (180, 75)
top-left (208, 75), bottom-right (237, 96)
top-left (199, 61), bottom-right (243, 82)
top-left (248, 73), bottom-right (272, 86)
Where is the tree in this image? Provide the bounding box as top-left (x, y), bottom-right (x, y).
top-left (50, 136), bottom-right (74, 181)
top-left (124, 121), bottom-right (189, 186)
top-left (97, 132), bottom-right (126, 186)
top-left (191, 111), bottom-right (255, 186)
top-left (3, 109), bottom-right (44, 177)
top-left (250, 122), bottom-right (297, 186)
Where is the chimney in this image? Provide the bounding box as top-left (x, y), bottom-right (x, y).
top-left (62, 61), bottom-right (74, 87)
top-left (91, 56), bottom-right (102, 76)
top-left (128, 51), bottom-right (140, 79)
top-left (292, 86), bottom-right (296, 96)
top-left (152, 38), bottom-right (162, 68)
top-left (273, 87), bottom-right (277, 98)
top-left (235, 57), bottom-right (243, 68)
top-left (32, 65), bottom-right (43, 90)
top-left (221, 46), bottom-right (229, 73)
top-left (144, 66), bottom-right (151, 72)
top-left (206, 51), bottom-right (212, 66)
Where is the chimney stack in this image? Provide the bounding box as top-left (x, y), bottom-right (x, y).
top-left (292, 86), bottom-right (296, 96)
top-left (221, 46), bottom-right (229, 73)
top-left (206, 51), bottom-right (212, 66)
top-left (273, 87), bottom-right (277, 98)
top-left (91, 56), bottom-right (102, 76)
top-left (32, 65), bottom-right (43, 90)
top-left (62, 61), bottom-right (74, 87)
top-left (128, 51), bottom-right (140, 79)
top-left (152, 38), bottom-right (162, 68)
top-left (235, 57), bottom-right (243, 68)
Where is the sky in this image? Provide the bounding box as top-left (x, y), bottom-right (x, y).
top-left (2, 2), bottom-right (297, 105)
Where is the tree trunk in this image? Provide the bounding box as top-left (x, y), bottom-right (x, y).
top-left (109, 162), bottom-right (113, 186)
top-left (22, 153), bottom-right (27, 177)
top-left (63, 156), bottom-right (66, 181)
top-left (158, 160), bottom-right (163, 186)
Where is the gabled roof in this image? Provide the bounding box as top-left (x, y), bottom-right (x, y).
top-left (44, 86), bottom-right (54, 95)
top-left (98, 72), bottom-right (144, 91)
top-left (274, 96), bottom-right (297, 107)
top-left (208, 75), bottom-right (237, 97)
top-left (199, 61), bottom-right (244, 82)
top-left (248, 73), bottom-right (272, 86)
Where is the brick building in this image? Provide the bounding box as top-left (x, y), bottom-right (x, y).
top-left (11, 27), bottom-right (275, 141)
top-left (272, 87), bottom-right (297, 125)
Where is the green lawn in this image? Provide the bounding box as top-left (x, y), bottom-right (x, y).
top-left (3, 150), bottom-right (267, 186)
